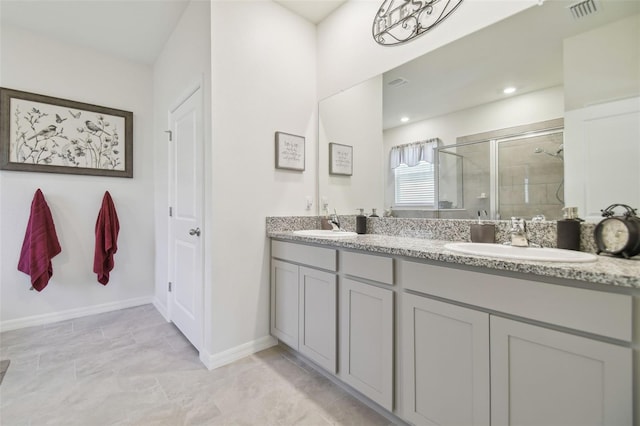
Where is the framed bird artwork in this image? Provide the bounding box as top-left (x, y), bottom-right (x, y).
top-left (0, 87), bottom-right (133, 178)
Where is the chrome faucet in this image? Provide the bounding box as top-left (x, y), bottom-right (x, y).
top-left (510, 217), bottom-right (529, 247)
top-left (329, 210), bottom-right (341, 231)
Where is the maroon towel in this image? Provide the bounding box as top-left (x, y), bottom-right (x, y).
top-left (17, 189), bottom-right (62, 292)
top-left (93, 191), bottom-right (120, 285)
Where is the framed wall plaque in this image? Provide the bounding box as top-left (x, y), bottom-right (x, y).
top-left (0, 87), bottom-right (133, 178)
top-left (329, 143), bottom-right (353, 176)
top-left (275, 131), bottom-right (305, 171)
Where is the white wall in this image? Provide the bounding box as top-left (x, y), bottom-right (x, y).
top-left (0, 25), bottom-right (155, 329)
top-left (564, 14), bottom-right (640, 111)
top-left (208, 1), bottom-right (317, 355)
top-left (317, 0), bottom-right (537, 99)
top-left (563, 14), bottom-right (640, 217)
top-left (152, 0), bottom-right (211, 321)
top-left (319, 75), bottom-right (384, 214)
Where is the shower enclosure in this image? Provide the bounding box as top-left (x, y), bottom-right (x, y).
top-left (436, 121), bottom-right (565, 220)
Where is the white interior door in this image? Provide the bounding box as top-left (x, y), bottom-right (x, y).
top-left (168, 86), bottom-right (203, 351)
top-left (564, 96), bottom-right (640, 217)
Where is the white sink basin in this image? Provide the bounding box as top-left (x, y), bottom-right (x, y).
top-left (293, 230), bottom-right (358, 238)
top-left (445, 242), bottom-right (598, 263)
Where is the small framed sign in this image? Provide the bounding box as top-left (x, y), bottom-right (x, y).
top-left (329, 143), bottom-right (353, 176)
top-left (275, 131), bottom-right (305, 171)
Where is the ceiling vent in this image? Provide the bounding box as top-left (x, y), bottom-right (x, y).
top-left (567, 0), bottom-right (601, 20)
top-left (388, 77), bottom-right (409, 88)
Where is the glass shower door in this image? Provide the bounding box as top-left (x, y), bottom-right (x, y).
top-left (437, 141), bottom-right (491, 219)
top-left (496, 129), bottom-right (564, 220)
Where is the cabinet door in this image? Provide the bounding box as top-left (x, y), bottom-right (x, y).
top-left (402, 293), bottom-right (490, 426)
top-left (270, 260), bottom-right (299, 349)
top-left (298, 266), bottom-right (337, 373)
top-left (491, 316), bottom-right (632, 426)
top-left (340, 278), bottom-right (393, 410)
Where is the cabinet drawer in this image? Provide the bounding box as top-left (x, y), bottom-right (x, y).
top-left (401, 260), bottom-right (632, 342)
top-left (272, 240), bottom-right (337, 271)
top-left (342, 251), bottom-right (393, 285)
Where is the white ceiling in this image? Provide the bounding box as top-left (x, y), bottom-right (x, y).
top-left (0, 0), bottom-right (191, 64)
top-left (0, 0), bottom-right (343, 65)
top-left (274, 0), bottom-right (346, 24)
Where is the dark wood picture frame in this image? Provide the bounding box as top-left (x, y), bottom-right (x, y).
top-left (0, 87), bottom-right (133, 178)
top-left (275, 131), bottom-right (305, 171)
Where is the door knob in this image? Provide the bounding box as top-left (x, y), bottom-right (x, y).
top-left (189, 227), bottom-right (201, 237)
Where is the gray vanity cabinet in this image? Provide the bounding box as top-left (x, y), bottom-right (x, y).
top-left (402, 293), bottom-right (490, 426)
top-left (270, 241), bottom-right (338, 373)
top-left (271, 259), bottom-right (300, 350)
top-left (271, 239), bottom-right (635, 426)
top-left (339, 251), bottom-right (394, 411)
top-left (490, 316), bottom-right (632, 426)
top-left (298, 266), bottom-right (337, 372)
top-left (401, 260), bottom-right (633, 426)
top-left (340, 278), bottom-right (394, 410)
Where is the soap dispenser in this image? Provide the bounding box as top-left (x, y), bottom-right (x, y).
top-left (557, 207), bottom-right (582, 250)
top-left (356, 209), bottom-right (367, 234)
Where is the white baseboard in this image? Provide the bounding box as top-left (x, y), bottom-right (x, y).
top-left (199, 335), bottom-right (278, 370)
top-left (0, 296), bottom-right (154, 332)
top-left (152, 297), bottom-right (170, 322)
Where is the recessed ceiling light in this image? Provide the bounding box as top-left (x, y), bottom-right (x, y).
top-left (503, 87), bottom-right (517, 94)
top-left (400, 116), bottom-right (410, 123)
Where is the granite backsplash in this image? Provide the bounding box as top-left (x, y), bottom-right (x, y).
top-left (266, 216), bottom-right (599, 253)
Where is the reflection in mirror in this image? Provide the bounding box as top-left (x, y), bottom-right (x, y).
top-left (435, 119), bottom-right (565, 220)
top-left (437, 142), bottom-right (486, 217)
top-left (318, 0), bottom-right (640, 221)
top-left (318, 76), bottom-right (383, 217)
top-left (496, 128), bottom-right (565, 220)
top-left (437, 147), bottom-right (464, 210)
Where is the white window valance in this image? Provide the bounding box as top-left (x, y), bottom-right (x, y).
top-left (389, 138), bottom-right (441, 169)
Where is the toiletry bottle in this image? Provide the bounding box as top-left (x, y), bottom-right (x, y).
top-left (557, 207), bottom-right (581, 251)
top-left (356, 209), bottom-right (367, 234)
top-left (370, 208), bottom-right (379, 218)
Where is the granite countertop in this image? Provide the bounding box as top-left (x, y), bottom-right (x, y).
top-left (268, 231), bottom-right (640, 289)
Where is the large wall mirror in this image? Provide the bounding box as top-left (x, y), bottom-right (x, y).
top-left (318, 0), bottom-right (639, 221)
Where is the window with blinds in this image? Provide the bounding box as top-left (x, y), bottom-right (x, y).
top-left (394, 161), bottom-right (435, 206)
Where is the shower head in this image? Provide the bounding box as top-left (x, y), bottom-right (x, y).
top-left (534, 145), bottom-right (564, 159)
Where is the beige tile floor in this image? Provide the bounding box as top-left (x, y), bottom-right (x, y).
top-left (0, 305), bottom-right (393, 426)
